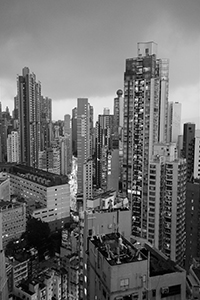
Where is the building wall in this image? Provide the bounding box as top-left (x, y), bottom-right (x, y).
top-left (10, 173), bottom-right (70, 223)
top-left (18, 67), bottom-right (41, 168)
top-left (167, 102), bottom-right (182, 144)
top-left (123, 42), bottom-right (169, 238)
top-left (185, 181), bottom-right (200, 271)
top-left (0, 176), bottom-right (10, 201)
top-left (147, 144), bottom-right (187, 266)
top-left (7, 131), bottom-right (19, 163)
top-left (150, 270), bottom-right (186, 300)
top-left (194, 131), bottom-right (200, 179)
top-left (77, 98), bottom-right (91, 193)
top-left (1, 202), bottom-right (26, 249)
top-left (183, 123), bottom-right (195, 181)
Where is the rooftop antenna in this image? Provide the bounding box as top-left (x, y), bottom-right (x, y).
top-left (106, 244), bottom-right (111, 261)
top-left (91, 226), bottom-right (95, 241)
top-left (116, 247), bottom-right (121, 264)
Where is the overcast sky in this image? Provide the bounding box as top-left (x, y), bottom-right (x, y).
top-left (0, 0), bottom-right (200, 127)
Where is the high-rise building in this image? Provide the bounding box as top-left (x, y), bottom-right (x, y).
top-left (83, 158), bottom-right (93, 210)
top-left (0, 210), bottom-right (9, 300)
top-left (183, 123), bottom-right (195, 181)
top-left (167, 102), bottom-right (182, 144)
top-left (72, 107), bottom-right (77, 156)
top-left (193, 130), bottom-right (200, 179)
top-left (148, 143), bottom-right (187, 266)
top-left (38, 147), bottom-right (61, 175)
top-left (64, 114), bottom-right (71, 137)
top-left (185, 180), bottom-right (200, 271)
top-left (123, 42), bottom-right (169, 237)
top-left (95, 114), bottom-right (114, 190)
top-left (60, 137), bottom-right (71, 175)
top-left (62, 114), bottom-right (72, 173)
top-left (77, 98), bottom-right (92, 194)
top-left (113, 89), bottom-right (124, 138)
top-left (7, 131), bottom-right (19, 163)
top-left (40, 96), bottom-right (52, 151)
top-left (17, 67), bottom-right (41, 167)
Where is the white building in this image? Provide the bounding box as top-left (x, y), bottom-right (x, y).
top-left (148, 143), bottom-right (187, 266)
top-left (167, 102), bottom-right (182, 144)
top-left (9, 165), bottom-right (70, 230)
top-left (7, 131), bottom-right (19, 163)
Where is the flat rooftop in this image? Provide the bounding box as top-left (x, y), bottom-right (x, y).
top-left (9, 164), bottom-right (68, 187)
top-left (0, 200), bottom-right (23, 211)
top-left (91, 232), bottom-right (146, 266)
top-left (141, 243), bottom-right (181, 277)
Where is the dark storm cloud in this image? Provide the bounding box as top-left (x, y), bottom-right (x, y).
top-left (0, 0), bottom-right (199, 121)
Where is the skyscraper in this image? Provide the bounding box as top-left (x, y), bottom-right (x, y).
top-left (183, 123), bottom-right (195, 181)
top-left (7, 131), bottom-right (19, 163)
top-left (123, 42), bottom-right (169, 237)
top-left (72, 107), bottom-right (77, 156)
top-left (40, 96), bottom-right (52, 151)
top-left (167, 102), bottom-right (182, 144)
top-left (77, 98), bottom-right (92, 194)
top-left (95, 113), bottom-right (114, 190)
top-left (17, 67), bottom-right (41, 167)
top-left (148, 143), bottom-right (187, 266)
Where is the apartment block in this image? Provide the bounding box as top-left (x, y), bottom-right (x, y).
top-left (9, 165), bottom-right (70, 231)
top-left (0, 200), bottom-right (26, 249)
top-left (123, 42), bottom-right (169, 237)
top-left (87, 232), bottom-right (186, 300)
top-left (148, 143), bottom-right (187, 266)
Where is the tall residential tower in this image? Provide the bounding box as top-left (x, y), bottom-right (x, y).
top-left (17, 67), bottom-right (41, 167)
top-left (123, 42), bottom-right (169, 237)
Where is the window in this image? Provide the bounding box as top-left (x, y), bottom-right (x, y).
top-left (120, 278), bottom-right (129, 289)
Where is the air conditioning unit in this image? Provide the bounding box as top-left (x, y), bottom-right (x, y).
top-left (161, 287), bottom-right (169, 294)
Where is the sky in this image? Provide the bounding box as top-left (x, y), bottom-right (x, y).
top-left (0, 0), bottom-right (200, 127)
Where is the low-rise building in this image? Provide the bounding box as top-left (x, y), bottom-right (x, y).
top-left (12, 267), bottom-right (67, 300)
top-left (87, 232), bottom-right (186, 300)
top-left (9, 165), bottom-right (70, 231)
top-left (186, 258), bottom-right (200, 300)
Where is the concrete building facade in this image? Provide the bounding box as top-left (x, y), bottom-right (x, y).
top-left (7, 131), bottom-right (19, 163)
top-left (9, 165), bottom-right (70, 230)
top-left (0, 200), bottom-right (26, 249)
top-left (123, 42), bottom-right (169, 237)
top-left (17, 67), bottom-right (41, 168)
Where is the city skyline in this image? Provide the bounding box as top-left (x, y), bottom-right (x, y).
top-left (0, 0), bottom-right (200, 126)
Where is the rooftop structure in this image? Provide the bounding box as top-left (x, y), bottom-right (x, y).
top-left (91, 232), bottom-right (146, 266)
top-left (9, 164), bottom-right (68, 187)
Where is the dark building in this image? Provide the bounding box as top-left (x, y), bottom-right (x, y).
top-left (95, 114), bottom-right (114, 190)
top-left (17, 67), bottom-right (41, 168)
top-left (185, 180), bottom-right (200, 271)
top-left (183, 123), bottom-right (195, 181)
top-left (40, 96), bottom-right (52, 150)
top-left (72, 107), bottom-right (77, 156)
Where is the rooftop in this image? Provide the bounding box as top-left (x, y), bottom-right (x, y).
top-left (141, 243), bottom-right (181, 277)
top-left (9, 164), bottom-right (68, 187)
top-left (0, 200), bottom-right (24, 211)
top-left (90, 233), bottom-right (182, 275)
top-left (90, 232), bottom-right (146, 266)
